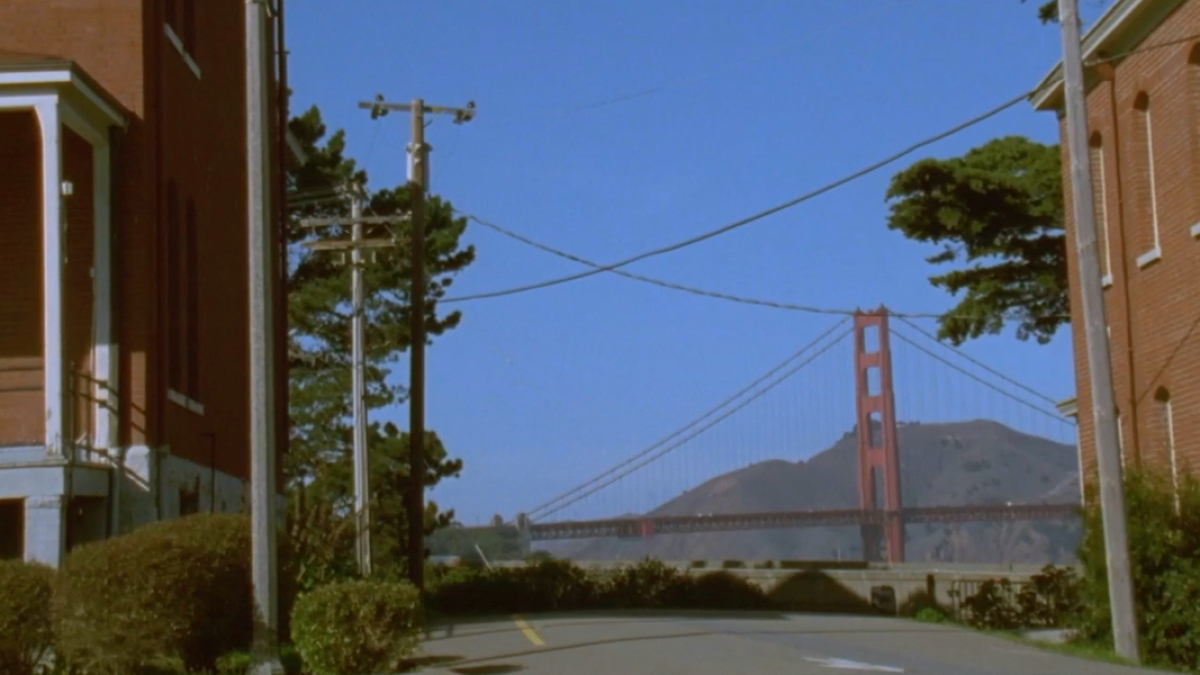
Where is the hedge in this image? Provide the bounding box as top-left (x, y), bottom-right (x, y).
top-left (291, 579), bottom-right (423, 675)
top-left (0, 559), bottom-right (56, 675)
top-left (1075, 468), bottom-right (1200, 671)
top-left (427, 557), bottom-right (772, 615)
top-left (53, 512), bottom-right (253, 675)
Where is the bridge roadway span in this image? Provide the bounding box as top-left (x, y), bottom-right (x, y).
top-left (524, 503), bottom-right (1081, 541)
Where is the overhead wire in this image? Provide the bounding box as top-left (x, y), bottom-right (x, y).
top-left (456, 208), bottom-right (1072, 325)
top-left (533, 326), bottom-right (854, 521)
top-left (526, 318), bottom-right (850, 519)
top-left (442, 90), bottom-right (1036, 304)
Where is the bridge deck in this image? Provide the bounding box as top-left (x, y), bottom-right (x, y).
top-left (515, 503), bottom-right (1081, 540)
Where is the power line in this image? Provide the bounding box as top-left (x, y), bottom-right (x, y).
top-left (527, 318), bottom-right (850, 518)
top-left (443, 90), bottom-right (1034, 304)
top-left (894, 315), bottom-right (1061, 405)
top-left (458, 208), bottom-right (1071, 324)
top-left (532, 326), bottom-right (852, 522)
top-left (888, 328), bottom-right (1071, 425)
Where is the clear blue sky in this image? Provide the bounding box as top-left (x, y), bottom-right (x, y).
top-left (287, 0), bottom-right (1113, 525)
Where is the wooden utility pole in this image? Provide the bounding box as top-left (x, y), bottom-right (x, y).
top-left (1056, 0), bottom-right (1139, 662)
top-left (298, 191), bottom-right (407, 578)
top-left (350, 192), bottom-right (370, 576)
top-left (359, 94), bottom-right (475, 592)
top-left (246, 0), bottom-right (282, 672)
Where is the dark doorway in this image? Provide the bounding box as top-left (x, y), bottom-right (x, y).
top-left (179, 488), bottom-right (200, 516)
top-left (0, 499), bottom-right (24, 560)
top-left (66, 496), bottom-right (109, 551)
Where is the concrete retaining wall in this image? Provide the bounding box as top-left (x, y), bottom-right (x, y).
top-left (499, 559), bottom-right (1070, 616)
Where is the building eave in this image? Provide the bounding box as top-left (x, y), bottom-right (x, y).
top-left (0, 57), bottom-right (129, 129)
top-left (1030, 0), bottom-right (1190, 112)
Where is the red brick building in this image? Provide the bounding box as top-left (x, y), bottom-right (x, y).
top-left (0, 0), bottom-right (292, 564)
top-left (1034, 0), bottom-right (1200, 496)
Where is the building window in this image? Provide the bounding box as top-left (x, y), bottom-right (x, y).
top-left (185, 199), bottom-right (200, 400)
top-left (1134, 92), bottom-right (1161, 266)
top-left (166, 181), bottom-right (183, 393)
top-left (167, 185), bottom-right (201, 410)
top-left (1089, 133), bottom-right (1113, 284)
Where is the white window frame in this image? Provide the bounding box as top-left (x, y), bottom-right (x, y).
top-left (1092, 142), bottom-right (1114, 286)
top-left (1136, 102), bottom-right (1162, 268)
top-left (164, 23), bottom-right (201, 80)
top-left (167, 388), bottom-right (205, 416)
top-left (1165, 398), bottom-right (1179, 512)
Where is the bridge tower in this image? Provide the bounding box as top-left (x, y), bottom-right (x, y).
top-left (853, 307), bottom-right (904, 563)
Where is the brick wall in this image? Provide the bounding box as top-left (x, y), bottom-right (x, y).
top-left (154, 0), bottom-right (254, 480)
top-left (0, 1), bottom-right (285, 484)
top-left (63, 126), bottom-right (96, 448)
top-left (0, 111), bottom-right (43, 445)
top-left (1061, 0), bottom-right (1200, 488)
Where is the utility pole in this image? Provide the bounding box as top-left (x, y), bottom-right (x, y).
top-left (1057, 0), bottom-right (1139, 662)
top-left (245, 0), bottom-right (282, 673)
top-left (350, 191), bottom-right (371, 576)
top-left (298, 192), bottom-right (407, 578)
top-left (360, 94), bottom-right (475, 592)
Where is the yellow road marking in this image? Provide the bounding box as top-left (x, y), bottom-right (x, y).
top-left (512, 614), bottom-right (545, 647)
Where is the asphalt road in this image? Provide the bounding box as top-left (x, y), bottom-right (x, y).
top-left (414, 611), bottom-right (1173, 675)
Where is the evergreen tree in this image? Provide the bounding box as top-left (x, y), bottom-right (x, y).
top-left (284, 105), bottom-right (473, 584)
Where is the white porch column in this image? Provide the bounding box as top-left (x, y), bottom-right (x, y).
top-left (24, 494), bottom-right (65, 567)
top-left (92, 140), bottom-right (116, 450)
top-left (34, 100), bottom-right (66, 458)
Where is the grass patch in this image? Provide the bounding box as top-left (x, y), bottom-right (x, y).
top-left (985, 629), bottom-right (1141, 669)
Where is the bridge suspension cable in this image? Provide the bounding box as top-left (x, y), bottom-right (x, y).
top-left (530, 326), bottom-right (852, 522)
top-left (888, 328), bottom-right (1071, 424)
top-left (525, 317), bottom-right (849, 519)
top-left (894, 316), bottom-right (1060, 405)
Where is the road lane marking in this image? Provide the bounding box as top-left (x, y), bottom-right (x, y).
top-left (804, 656), bottom-right (904, 672)
top-left (512, 614), bottom-right (545, 647)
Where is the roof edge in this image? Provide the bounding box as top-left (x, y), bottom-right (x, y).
top-left (0, 57), bottom-right (129, 127)
top-left (1030, 0), bottom-right (1190, 112)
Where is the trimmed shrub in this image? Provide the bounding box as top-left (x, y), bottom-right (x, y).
top-left (54, 512), bottom-right (252, 675)
top-left (721, 559), bottom-right (745, 569)
top-left (599, 558), bottom-right (691, 609)
top-left (0, 560), bottom-right (55, 675)
top-left (676, 571), bottom-right (772, 610)
top-left (429, 559), bottom-right (597, 615)
top-left (430, 557), bottom-right (781, 616)
top-left (291, 579), bottom-right (422, 675)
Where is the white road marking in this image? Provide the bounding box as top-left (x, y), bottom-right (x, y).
top-left (804, 656), bottom-right (905, 672)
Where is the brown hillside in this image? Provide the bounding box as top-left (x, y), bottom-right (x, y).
top-left (557, 419), bottom-right (1082, 564)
